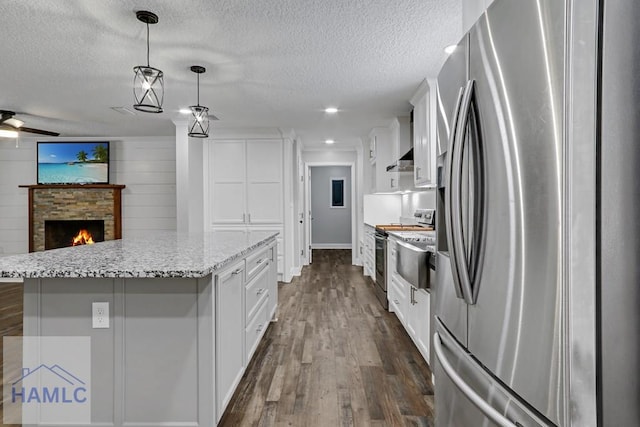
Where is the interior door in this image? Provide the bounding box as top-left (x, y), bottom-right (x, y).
top-left (464, 1), bottom-right (565, 424)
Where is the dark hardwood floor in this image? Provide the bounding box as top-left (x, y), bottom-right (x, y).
top-left (0, 281), bottom-right (24, 427)
top-left (220, 249), bottom-right (434, 426)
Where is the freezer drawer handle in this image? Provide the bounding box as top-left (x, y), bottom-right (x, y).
top-left (433, 332), bottom-right (517, 427)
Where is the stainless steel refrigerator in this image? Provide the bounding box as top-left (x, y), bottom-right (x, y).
top-left (433, 0), bottom-right (640, 426)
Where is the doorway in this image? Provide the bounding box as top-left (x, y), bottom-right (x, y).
top-left (304, 162), bottom-right (356, 265)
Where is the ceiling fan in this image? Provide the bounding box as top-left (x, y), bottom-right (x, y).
top-left (0, 110), bottom-right (60, 137)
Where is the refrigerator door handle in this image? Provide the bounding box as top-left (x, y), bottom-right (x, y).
top-left (434, 332), bottom-right (517, 427)
top-left (451, 79), bottom-right (483, 305)
top-left (444, 86), bottom-right (466, 299)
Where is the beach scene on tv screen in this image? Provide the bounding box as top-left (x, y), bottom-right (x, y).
top-left (38, 142), bottom-right (109, 184)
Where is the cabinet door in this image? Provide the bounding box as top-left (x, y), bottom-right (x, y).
top-left (390, 275), bottom-right (407, 326)
top-left (406, 285), bottom-right (419, 338)
top-left (267, 243), bottom-right (278, 319)
top-left (414, 82), bottom-right (437, 188)
top-left (215, 260), bottom-right (245, 420)
top-left (414, 289), bottom-right (430, 363)
top-left (211, 141), bottom-right (247, 224)
top-left (246, 140), bottom-right (283, 223)
top-left (413, 94), bottom-right (428, 186)
top-left (369, 134), bottom-right (377, 162)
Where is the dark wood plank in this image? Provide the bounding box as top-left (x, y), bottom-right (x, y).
top-left (0, 282), bottom-right (24, 427)
top-left (219, 249), bottom-right (435, 426)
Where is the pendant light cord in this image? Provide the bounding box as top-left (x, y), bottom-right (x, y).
top-left (197, 73), bottom-right (200, 106)
top-left (146, 23), bottom-right (150, 67)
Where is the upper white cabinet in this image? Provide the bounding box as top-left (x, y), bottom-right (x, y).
top-left (388, 117), bottom-right (414, 192)
top-left (209, 139), bottom-right (283, 224)
top-left (246, 140), bottom-right (283, 223)
top-left (370, 127), bottom-right (393, 193)
top-left (368, 119), bottom-right (413, 194)
top-left (411, 79), bottom-right (438, 188)
top-left (368, 133), bottom-right (377, 163)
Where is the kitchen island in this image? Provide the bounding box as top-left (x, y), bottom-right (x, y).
top-left (0, 231), bottom-right (279, 427)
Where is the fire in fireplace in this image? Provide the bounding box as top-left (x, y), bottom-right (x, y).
top-left (44, 220), bottom-right (105, 250)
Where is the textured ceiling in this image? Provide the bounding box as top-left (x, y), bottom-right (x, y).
top-left (0, 0), bottom-right (461, 146)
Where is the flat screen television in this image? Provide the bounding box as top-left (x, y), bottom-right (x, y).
top-left (37, 141), bottom-right (110, 185)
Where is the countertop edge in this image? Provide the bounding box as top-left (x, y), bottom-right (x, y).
top-left (0, 233), bottom-right (279, 279)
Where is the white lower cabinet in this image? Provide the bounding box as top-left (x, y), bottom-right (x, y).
top-left (245, 296), bottom-right (269, 362)
top-left (212, 226), bottom-right (284, 280)
top-left (413, 287), bottom-right (431, 363)
top-left (215, 241), bottom-right (278, 422)
top-left (215, 259), bottom-right (245, 421)
top-left (405, 284), bottom-right (430, 363)
top-left (390, 275), bottom-right (407, 326)
top-left (387, 237), bottom-right (431, 365)
top-left (267, 241), bottom-right (278, 319)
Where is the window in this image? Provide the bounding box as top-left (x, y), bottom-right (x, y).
top-left (330, 177), bottom-right (345, 208)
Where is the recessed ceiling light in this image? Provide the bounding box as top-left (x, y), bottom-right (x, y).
top-left (325, 139), bottom-right (335, 144)
top-left (444, 44), bottom-right (457, 54)
top-left (324, 107), bottom-right (338, 114)
top-left (179, 108), bottom-right (191, 115)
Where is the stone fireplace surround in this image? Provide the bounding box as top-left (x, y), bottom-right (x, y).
top-left (20, 184), bottom-right (125, 252)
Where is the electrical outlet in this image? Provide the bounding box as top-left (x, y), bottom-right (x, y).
top-left (92, 302), bottom-right (109, 329)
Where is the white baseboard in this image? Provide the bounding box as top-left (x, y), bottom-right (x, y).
top-left (311, 243), bottom-right (352, 249)
top-left (290, 266), bottom-right (302, 277)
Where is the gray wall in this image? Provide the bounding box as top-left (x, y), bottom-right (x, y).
top-left (311, 166), bottom-right (351, 246)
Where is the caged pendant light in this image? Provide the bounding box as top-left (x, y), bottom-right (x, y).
top-left (133, 11), bottom-right (164, 113)
top-left (188, 66), bottom-right (211, 138)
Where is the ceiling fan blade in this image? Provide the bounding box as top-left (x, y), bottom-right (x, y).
top-left (19, 127), bottom-right (60, 136)
top-left (5, 118), bottom-right (24, 128)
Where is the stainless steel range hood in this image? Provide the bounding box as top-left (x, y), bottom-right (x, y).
top-left (386, 147), bottom-right (414, 172)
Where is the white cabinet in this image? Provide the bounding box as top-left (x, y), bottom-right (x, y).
top-left (246, 140), bottom-right (283, 223)
top-left (387, 236), bottom-right (431, 365)
top-left (411, 79), bottom-right (438, 188)
top-left (208, 139), bottom-right (285, 279)
top-left (413, 287), bottom-right (431, 362)
top-left (214, 241), bottom-right (278, 422)
top-left (215, 259), bottom-right (245, 420)
top-left (209, 139), bottom-right (283, 224)
top-left (267, 240), bottom-right (278, 319)
top-left (370, 127), bottom-right (392, 193)
top-left (367, 119), bottom-right (413, 194)
top-left (244, 247), bottom-right (271, 363)
top-left (388, 117), bottom-right (414, 192)
top-left (368, 133), bottom-right (377, 163)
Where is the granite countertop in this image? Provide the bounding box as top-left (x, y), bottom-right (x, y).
top-left (0, 231), bottom-right (278, 279)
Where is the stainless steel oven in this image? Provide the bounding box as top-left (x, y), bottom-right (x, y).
top-left (374, 229), bottom-right (388, 310)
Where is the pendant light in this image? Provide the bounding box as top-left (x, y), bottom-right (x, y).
top-left (188, 66), bottom-right (210, 138)
top-left (133, 11), bottom-right (164, 113)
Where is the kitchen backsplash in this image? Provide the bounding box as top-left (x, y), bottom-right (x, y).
top-left (402, 190), bottom-right (435, 216)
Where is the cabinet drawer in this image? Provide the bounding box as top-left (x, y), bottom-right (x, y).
top-left (245, 296), bottom-right (269, 362)
top-left (246, 247), bottom-right (270, 281)
top-left (389, 275), bottom-right (407, 325)
top-left (245, 265), bottom-right (269, 324)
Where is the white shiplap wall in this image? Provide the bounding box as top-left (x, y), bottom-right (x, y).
top-left (0, 136), bottom-right (176, 255)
